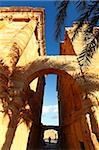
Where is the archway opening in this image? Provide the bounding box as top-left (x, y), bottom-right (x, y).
top-left (25, 67), bottom-right (84, 149)
top-left (43, 129), bottom-right (58, 144)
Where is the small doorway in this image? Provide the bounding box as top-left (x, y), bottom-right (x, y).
top-left (42, 129), bottom-right (58, 149)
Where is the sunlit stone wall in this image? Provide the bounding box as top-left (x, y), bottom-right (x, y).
top-left (0, 7), bottom-right (46, 150)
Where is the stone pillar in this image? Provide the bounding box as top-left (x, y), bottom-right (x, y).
top-left (27, 123), bottom-right (41, 150)
top-left (86, 113), bottom-right (99, 149)
top-left (27, 76), bottom-right (45, 149)
top-left (58, 75), bottom-right (95, 150)
top-left (90, 105), bottom-right (99, 141)
top-left (84, 98), bottom-right (99, 141)
top-left (58, 76), bottom-right (80, 149)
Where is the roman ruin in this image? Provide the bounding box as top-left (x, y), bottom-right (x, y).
top-left (0, 7), bottom-right (99, 150)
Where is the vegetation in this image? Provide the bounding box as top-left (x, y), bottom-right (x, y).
top-left (55, 0), bottom-right (99, 67)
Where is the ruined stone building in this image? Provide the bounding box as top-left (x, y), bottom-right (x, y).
top-left (0, 7), bottom-right (99, 150)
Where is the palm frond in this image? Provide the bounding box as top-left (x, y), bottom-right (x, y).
top-left (72, 1), bottom-right (98, 41)
top-left (75, 0), bottom-right (87, 11)
top-left (78, 28), bottom-right (99, 67)
top-left (90, 14), bottom-right (99, 28)
top-left (94, 28), bottom-right (99, 48)
top-left (55, 0), bottom-right (69, 40)
top-left (19, 108), bottom-right (32, 127)
top-left (71, 21), bottom-right (84, 41)
top-left (55, 0), bottom-right (98, 41)
top-left (54, 0), bottom-right (61, 6)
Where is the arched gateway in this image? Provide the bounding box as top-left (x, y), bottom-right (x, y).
top-left (0, 7), bottom-right (99, 150)
top-left (9, 56), bottom-right (94, 150)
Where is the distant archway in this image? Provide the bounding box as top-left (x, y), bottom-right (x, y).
top-left (43, 129), bottom-right (58, 141)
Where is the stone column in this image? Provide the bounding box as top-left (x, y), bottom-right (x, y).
top-left (90, 105), bottom-right (99, 140)
top-left (58, 75), bottom-right (95, 150)
top-left (58, 76), bottom-right (80, 149)
top-left (27, 77), bottom-right (45, 149)
top-left (84, 98), bottom-right (99, 141)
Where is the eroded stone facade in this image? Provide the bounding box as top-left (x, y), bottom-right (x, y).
top-left (0, 7), bottom-right (46, 150)
top-left (0, 7), bottom-right (99, 150)
top-left (59, 26), bottom-right (99, 149)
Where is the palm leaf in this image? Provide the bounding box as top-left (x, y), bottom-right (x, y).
top-left (75, 0), bottom-right (87, 11)
top-left (72, 1), bottom-right (98, 41)
top-left (78, 31), bottom-right (98, 67)
top-left (55, 0), bottom-right (69, 39)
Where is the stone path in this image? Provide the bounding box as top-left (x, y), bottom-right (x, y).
top-left (40, 140), bottom-right (59, 150)
top-left (42, 143), bottom-right (57, 149)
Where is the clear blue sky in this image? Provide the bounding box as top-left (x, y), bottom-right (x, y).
top-left (0, 0), bottom-right (78, 125)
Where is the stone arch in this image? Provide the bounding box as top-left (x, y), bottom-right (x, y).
top-left (13, 56), bottom-right (94, 149)
top-left (43, 129), bottom-right (58, 141)
top-left (26, 71), bottom-right (83, 149)
top-left (14, 56), bottom-right (82, 118)
top-left (14, 56), bottom-right (80, 86)
top-left (23, 67), bottom-right (82, 113)
top-left (7, 55), bottom-right (96, 149)
top-left (42, 126), bottom-right (59, 132)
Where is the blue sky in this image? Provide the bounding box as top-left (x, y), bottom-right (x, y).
top-left (0, 1), bottom-right (78, 125)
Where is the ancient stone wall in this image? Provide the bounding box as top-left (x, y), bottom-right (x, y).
top-left (59, 25), bottom-right (99, 149)
top-left (0, 7), bottom-right (99, 150)
top-left (0, 7), bottom-right (46, 150)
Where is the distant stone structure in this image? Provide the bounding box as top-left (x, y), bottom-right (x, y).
top-left (43, 129), bottom-right (58, 140)
top-left (0, 7), bottom-right (99, 150)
